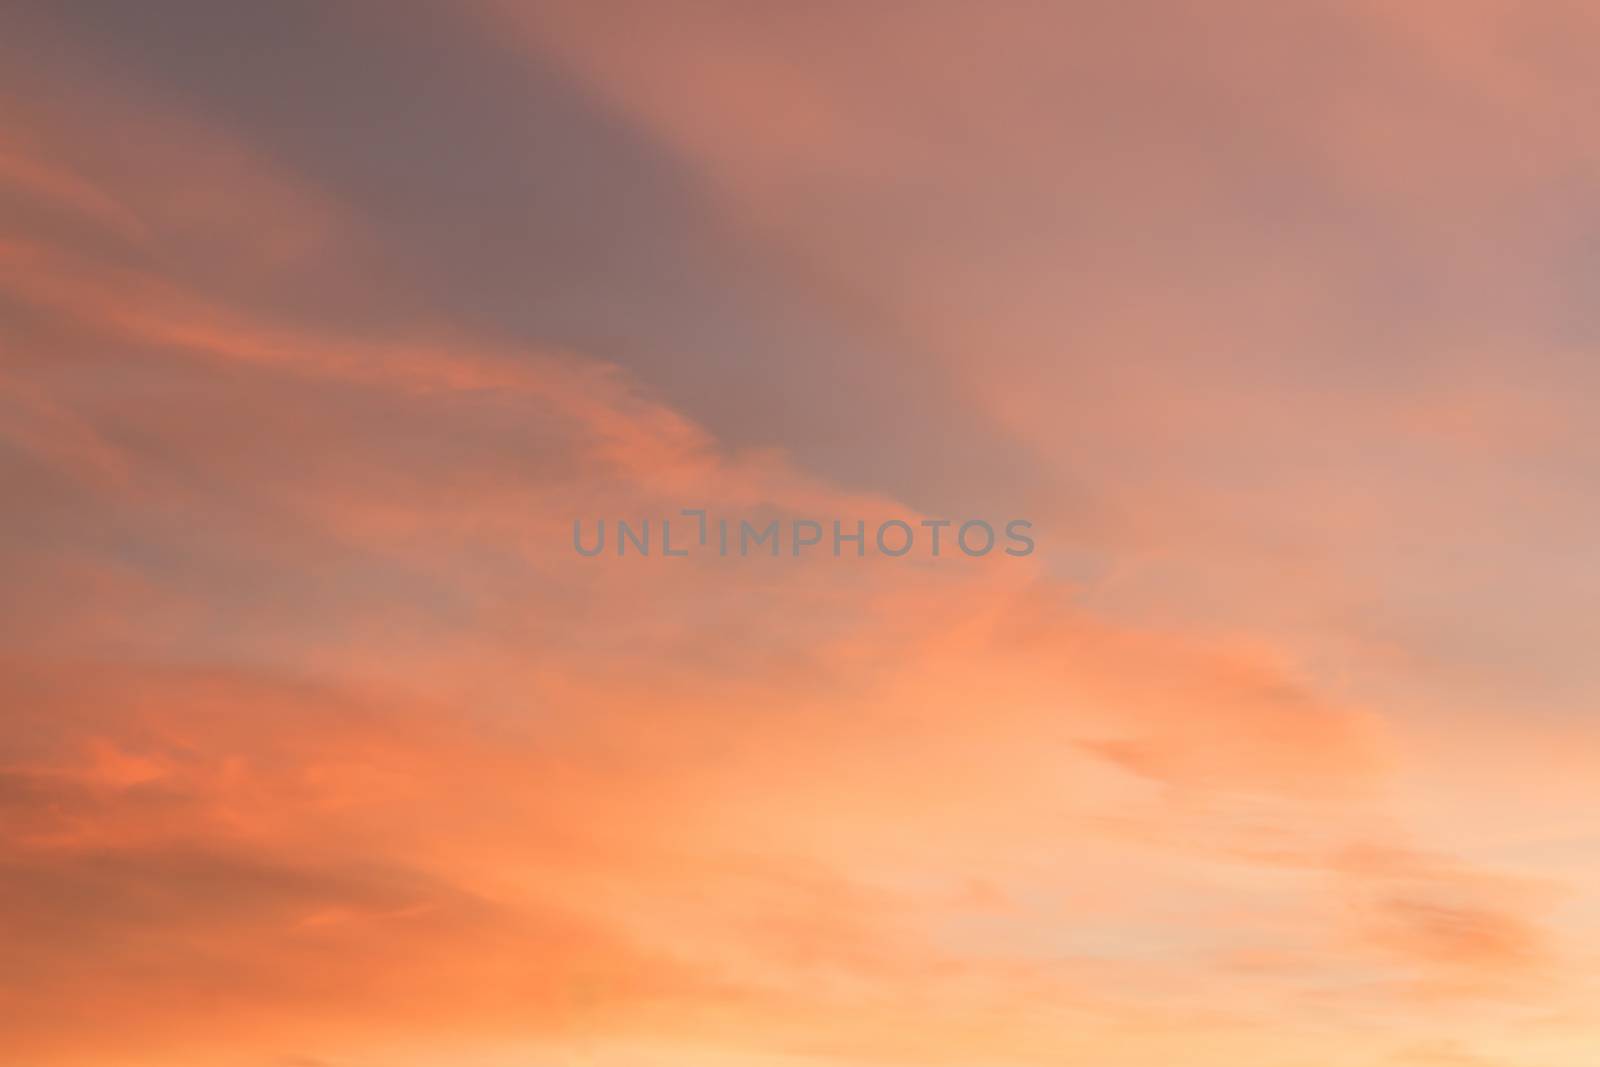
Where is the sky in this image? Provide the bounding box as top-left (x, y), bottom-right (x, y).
top-left (4, 2), bottom-right (1600, 1065)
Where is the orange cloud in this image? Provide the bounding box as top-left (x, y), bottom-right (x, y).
top-left (4, 4), bottom-right (1600, 1066)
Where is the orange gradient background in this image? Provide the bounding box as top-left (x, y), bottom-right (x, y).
top-left (5, 3), bottom-right (1600, 1065)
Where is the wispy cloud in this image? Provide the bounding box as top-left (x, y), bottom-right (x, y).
top-left (3, 3), bottom-right (1600, 1066)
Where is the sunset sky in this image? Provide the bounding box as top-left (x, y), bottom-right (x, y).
top-left (5, 3), bottom-right (1600, 1065)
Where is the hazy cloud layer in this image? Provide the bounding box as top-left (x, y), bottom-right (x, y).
top-left (4, 3), bottom-right (1600, 1065)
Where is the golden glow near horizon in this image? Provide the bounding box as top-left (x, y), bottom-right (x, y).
top-left (4, 3), bottom-right (1600, 1065)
